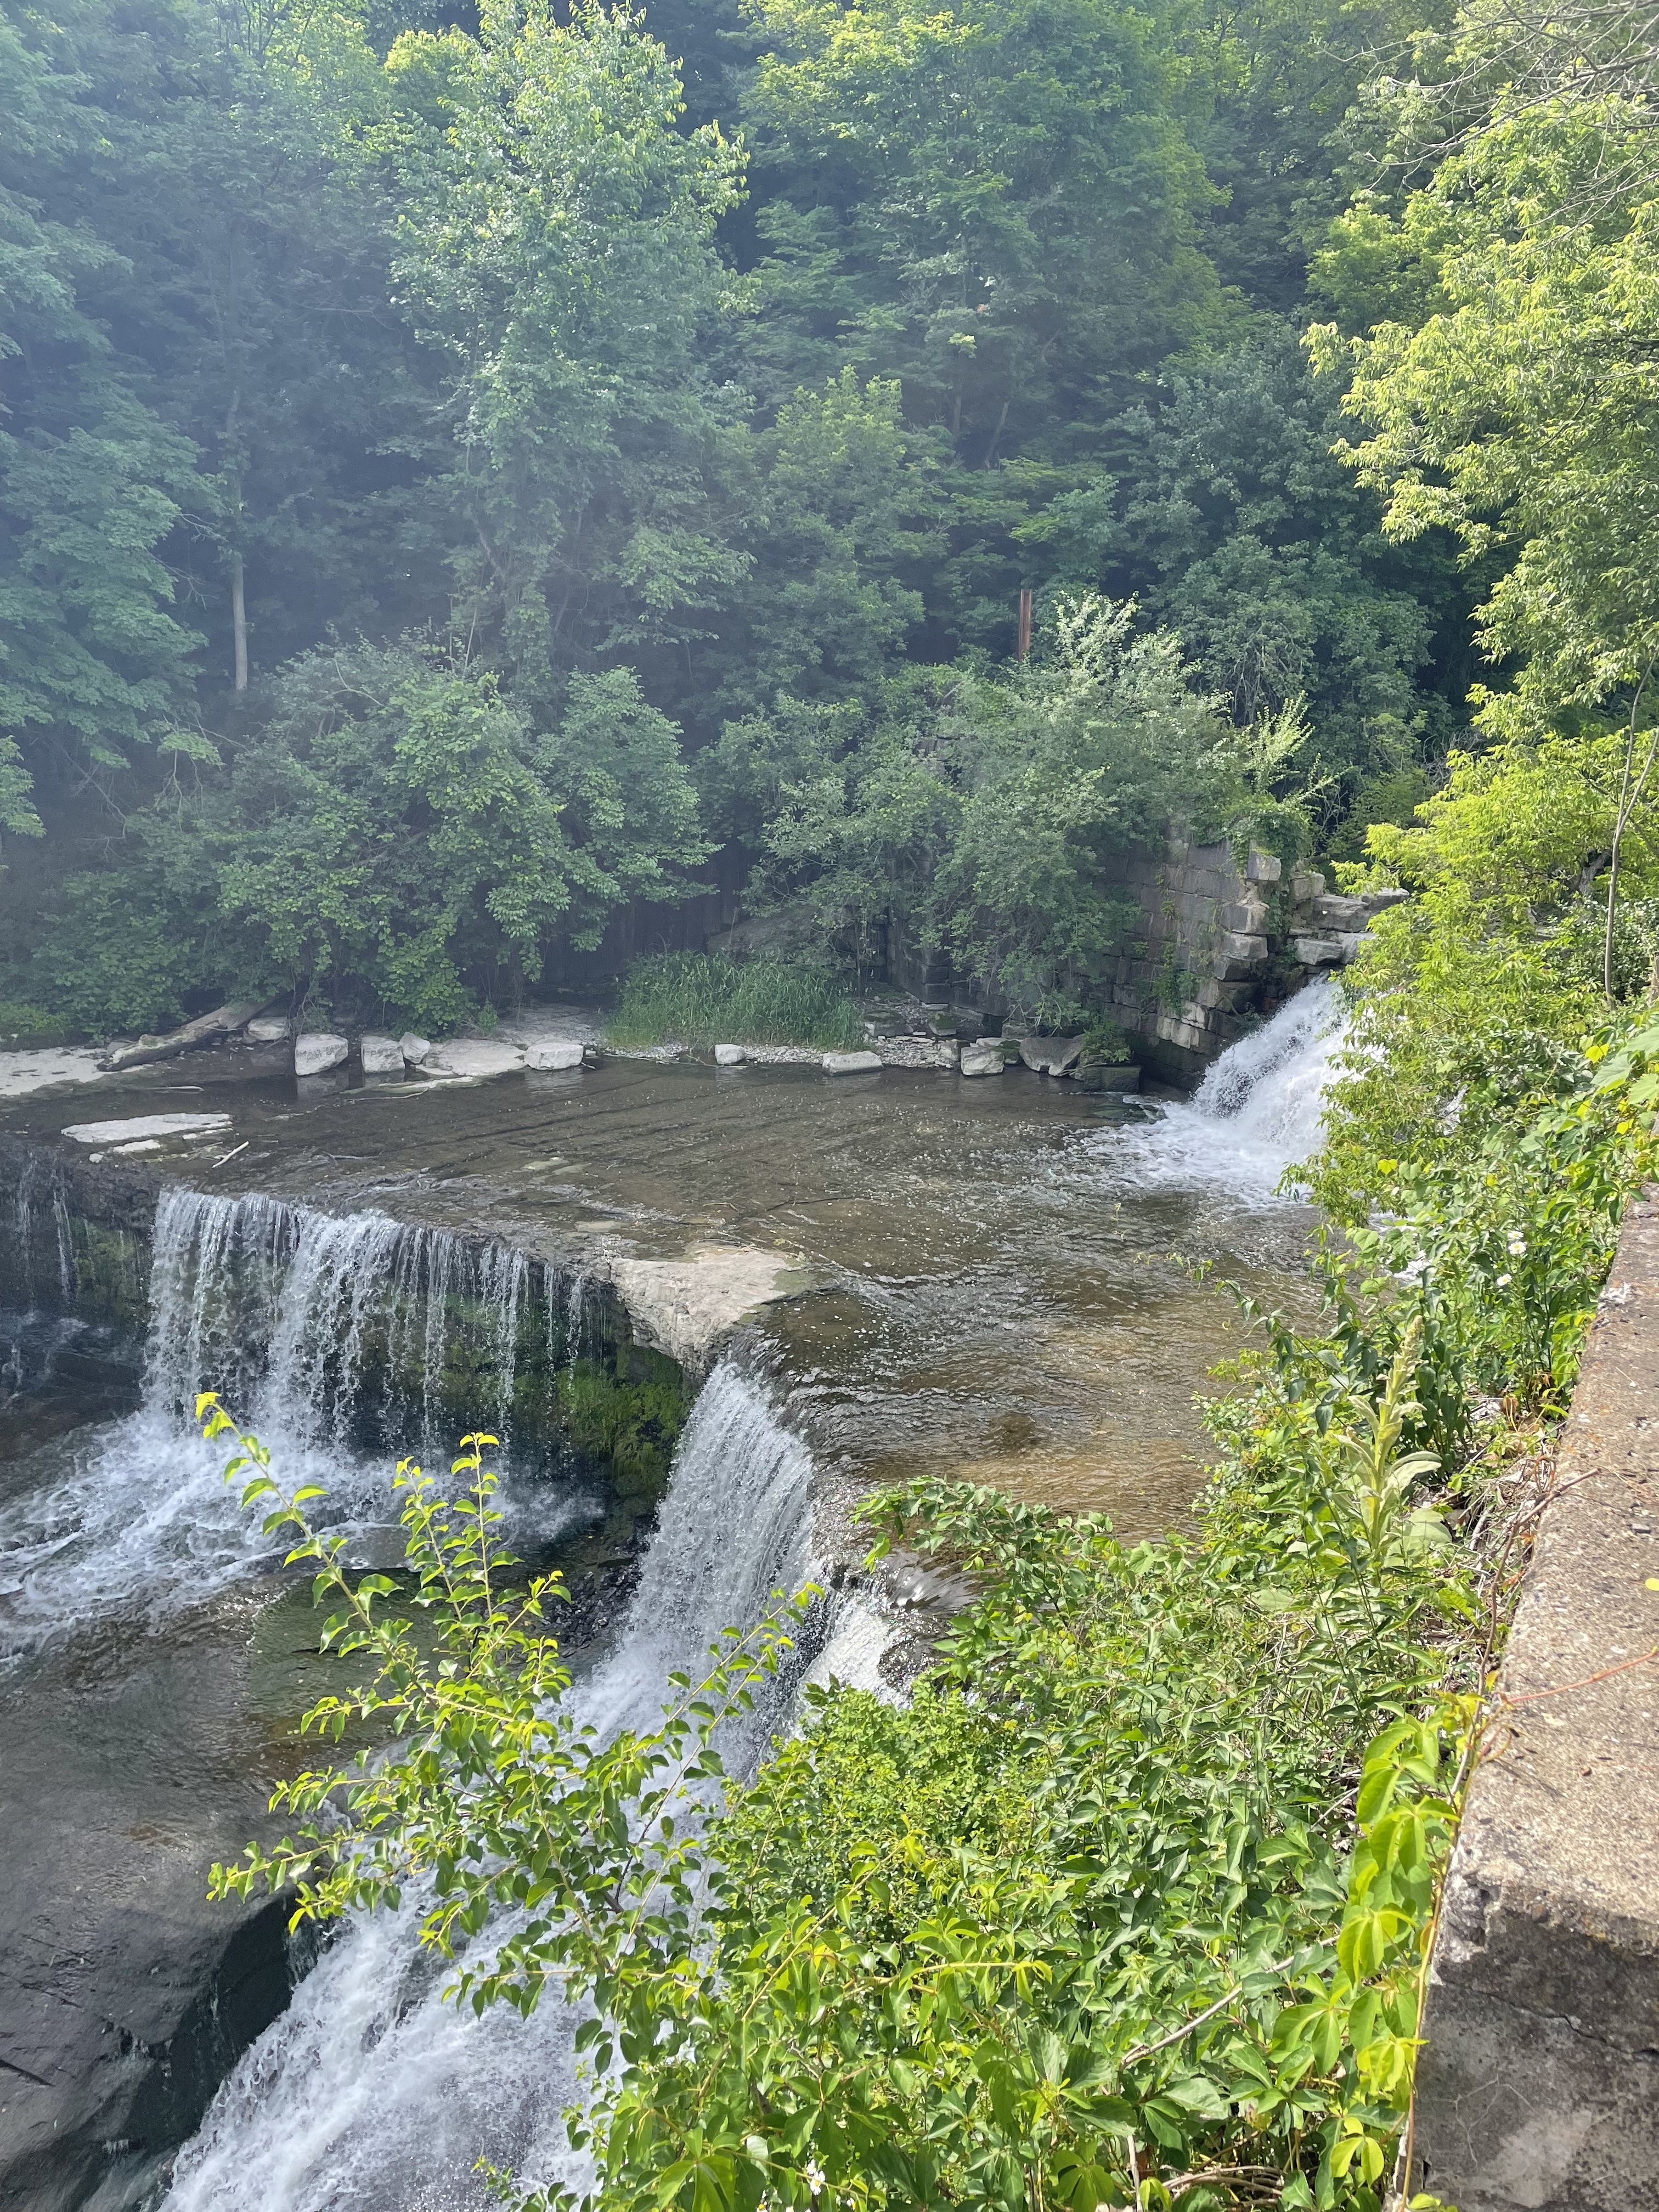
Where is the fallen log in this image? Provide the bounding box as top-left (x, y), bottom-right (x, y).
top-left (98, 1002), bottom-right (262, 1073)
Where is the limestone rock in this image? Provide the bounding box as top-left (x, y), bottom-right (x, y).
top-left (1290, 935), bottom-right (1344, 967)
top-left (823, 1049), bottom-right (883, 1076)
top-left (1017, 1035), bottom-right (1084, 1076)
top-left (1245, 844), bottom-right (1282, 882)
top-left (1218, 897), bottom-right (1268, 935)
top-left (1215, 932), bottom-right (1268, 979)
top-left (960, 1040), bottom-right (1006, 1077)
top-left (358, 1033), bottom-right (404, 1075)
top-left (399, 1032), bottom-right (431, 1066)
top-left (62, 1111), bottom-right (233, 1146)
top-left (424, 1039), bottom-right (527, 1080)
top-left (932, 1040), bottom-right (960, 1069)
top-left (1309, 892), bottom-right (1372, 931)
top-left (527, 1040), bottom-right (585, 1072)
top-left (1289, 870), bottom-right (1326, 905)
top-left (293, 1032), bottom-right (349, 1077)
top-left (607, 1245), bottom-right (811, 1373)
top-left (246, 1015), bottom-right (291, 1043)
top-left (714, 1043), bottom-right (747, 1068)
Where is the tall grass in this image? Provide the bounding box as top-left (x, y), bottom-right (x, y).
top-left (607, 953), bottom-right (865, 1050)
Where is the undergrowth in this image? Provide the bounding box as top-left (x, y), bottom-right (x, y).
top-left (606, 953), bottom-right (865, 1050)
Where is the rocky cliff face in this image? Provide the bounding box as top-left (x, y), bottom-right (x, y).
top-left (1104, 839), bottom-right (1406, 1081)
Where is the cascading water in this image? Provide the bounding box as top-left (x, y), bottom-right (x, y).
top-left (1108, 976), bottom-right (1344, 1198)
top-left (161, 1361), bottom-right (817, 2212)
top-left (0, 1190), bottom-right (590, 1663)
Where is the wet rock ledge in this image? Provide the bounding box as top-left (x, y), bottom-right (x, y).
top-left (1414, 1192), bottom-right (1659, 2211)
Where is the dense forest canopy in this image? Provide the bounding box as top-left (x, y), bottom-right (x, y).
top-left (3, 0), bottom-right (1657, 1040)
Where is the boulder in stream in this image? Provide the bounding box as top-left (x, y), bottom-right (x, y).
top-left (960, 1040), bottom-right (1007, 1077)
top-left (714, 1043), bottom-right (746, 1068)
top-left (424, 1039), bottom-right (527, 1080)
top-left (293, 1031), bottom-right (348, 1077)
top-left (527, 1040), bottom-right (585, 1072)
top-left (822, 1050), bottom-right (883, 1076)
top-left (358, 1033), bottom-right (404, 1075)
top-left (399, 1031), bottom-right (431, 1065)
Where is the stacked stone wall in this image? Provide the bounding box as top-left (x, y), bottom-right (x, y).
top-left (1106, 838), bottom-right (1405, 1080)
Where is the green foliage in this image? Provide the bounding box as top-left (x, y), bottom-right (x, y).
top-left (557, 1364), bottom-right (687, 1498)
top-left (607, 952), bottom-right (865, 1049)
top-left (201, 1274), bottom-right (1522, 2212)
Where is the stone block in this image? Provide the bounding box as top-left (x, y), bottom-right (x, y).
top-left (1311, 892), bottom-right (1372, 930)
top-left (358, 1033), bottom-right (404, 1075)
top-left (823, 1050), bottom-right (883, 1076)
top-left (713, 1042), bottom-right (746, 1068)
top-left (1414, 1198), bottom-right (1659, 2212)
top-left (424, 1040), bottom-right (527, 1079)
top-left (1155, 1015), bottom-right (1208, 1053)
top-left (399, 1031), bottom-right (431, 1065)
top-left (246, 1015), bottom-right (291, 1043)
top-left (1289, 871), bottom-right (1325, 905)
top-left (1290, 936), bottom-right (1344, 967)
top-left (528, 1040), bottom-right (585, 1071)
top-left (1215, 931), bottom-right (1268, 978)
top-left (960, 1040), bottom-right (1006, 1077)
top-left (294, 1031), bottom-right (348, 1077)
top-left (1245, 844), bottom-right (1282, 883)
top-left (1219, 898), bottom-right (1268, 935)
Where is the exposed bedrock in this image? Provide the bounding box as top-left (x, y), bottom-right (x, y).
top-left (0, 1135), bottom-right (814, 2210)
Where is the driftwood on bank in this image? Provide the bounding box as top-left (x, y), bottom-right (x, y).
top-left (97, 1002), bottom-right (262, 1073)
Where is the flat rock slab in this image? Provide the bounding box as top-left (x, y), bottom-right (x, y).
top-left (823, 1051), bottom-right (883, 1076)
top-left (1290, 935), bottom-right (1345, 967)
top-left (293, 1031), bottom-right (348, 1076)
top-left (424, 1040), bottom-right (527, 1080)
top-left (61, 1112), bottom-right (232, 1146)
top-left (1415, 1192), bottom-right (1659, 2211)
top-left (608, 1245), bottom-right (813, 1373)
top-left (0, 1049), bottom-right (110, 1101)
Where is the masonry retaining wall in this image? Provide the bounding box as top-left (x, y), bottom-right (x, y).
top-left (1414, 1192), bottom-right (1659, 2211)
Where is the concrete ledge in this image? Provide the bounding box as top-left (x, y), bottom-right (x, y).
top-left (1415, 1193), bottom-right (1659, 2212)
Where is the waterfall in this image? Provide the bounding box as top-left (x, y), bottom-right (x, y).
top-left (1106, 977), bottom-right (1344, 1198)
top-left (0, 1191), bottom-right (588, 1664)
top-left (162, 1362), bottom-right (817, 2212)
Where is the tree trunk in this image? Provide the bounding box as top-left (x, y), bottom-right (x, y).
top-left (232, 552), bottom-right (248, 692)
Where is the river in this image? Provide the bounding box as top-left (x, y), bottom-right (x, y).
top-left (0, 981), bottom-right (1340, 2210)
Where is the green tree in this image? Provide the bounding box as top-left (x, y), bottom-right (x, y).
top-left (385, 0), bottom-right (748, 692)
top-left (1033, 334), bottom-right (1458, 810)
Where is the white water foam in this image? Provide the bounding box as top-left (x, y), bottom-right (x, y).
top-left (1105, 977), bottom-right (1344, 1199)
top-left (162, 1361), bottom-right (816, 2212)
top-left (0, 1191), bottom-right (582, 1663)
